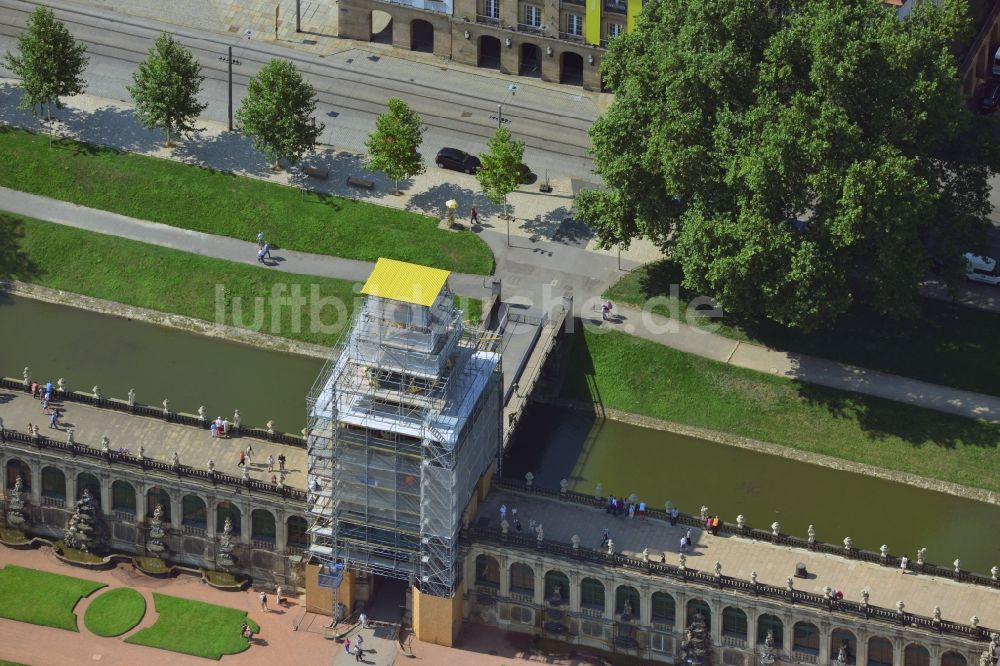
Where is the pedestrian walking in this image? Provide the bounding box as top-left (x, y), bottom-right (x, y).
top-left (686, 528), bottom-right (693, 544)
top-left (670, 507), bottom-right (679, 526)
top-left (900, 556), bottom-right (909, 574)
top-left (271, 474), bottom-right (278, 485)
top-left (499, 504), bottom-right (507, 522)
top-left (263, 242), bottom-right (272, 259)
top-left (267, 454), bottom-right (275, 472)
top-left (259, 591), bottom-right (269, 612)
top-left (359, 612), bottom-right (368, 628)
top-left (257, 246), bottom-right (266, 263)
top-left (680, 535), bottom-right (688, 552)
top-left (278, 453), bottom-right (286, 471)
top-left (238, 450), bottom-right (246, 467)
top-left (355, 646), bottom-right (364, 661)
top-left (246, 444), bottom-right (254, 463)
top-left (41, 398), bottom-right (49, 414)
top-left (49, 410), bottom-right (59, 429)
top-left (638, 501), bottom-right (647, 518)
top-left (628, 503), bottom-right (636, 519)
top-left (356, 634), bottom-right (364, 651)
top-left (470, 207), bottom-right (479, 225)
top-left (257, 230), bottom-right (265, 249)
top-left (600, 528), bottom-right (610, 548)
top-left (30, 381), bottom-right (38, 398)
top-left (276, 585), bottom-right (284, 606)
top-left (343, 639), bottom-right (351, 656)
top-left (601, 301), bottom-right (610, 320)
top-left (210, 421), bottom-right (218, 438)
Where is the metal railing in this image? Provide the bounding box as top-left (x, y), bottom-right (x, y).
top-left (603, 1), bottom-right (626, 13)
top-left (558, 32), bottom-right (584, 42)
top-left (476, 14), bottom-right (501, 26)
top-left (517, 23), bottom-right (545, 36)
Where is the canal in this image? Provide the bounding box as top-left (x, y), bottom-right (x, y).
top-left (504, 404), bottom-right (1000, 575)
top-left (0, 294), bottom-right (324, 430)
top-left (5, 294), bottom-right (1000, 573)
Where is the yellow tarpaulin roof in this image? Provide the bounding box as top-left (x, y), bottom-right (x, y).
top-left (361, 258), bottom-right (451, 307)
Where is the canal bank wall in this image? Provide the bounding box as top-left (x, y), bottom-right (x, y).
top-left (2, 281), bottom-right (332, 360)
top-left (537, 397), bottom-right (1000, 507)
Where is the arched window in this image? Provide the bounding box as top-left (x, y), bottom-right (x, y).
top-left (111, 480), bottom-right (136, 516)
top-left (146, 487), bottom-right (171, 522)
top-left (615, 585), bottom-right (640, 620)
top-left (722, 606), bottom-right (747, 640)
top-left (216, 502), bottom-right (241, 535)
top-left (941, 652), bottom-right (966, 666)
top-left (793, 621), bottom-right (820, 655)
top-left (286, 516), bottom-right (308, 549)
top-left (509, 563), bottom-right (534, 595)
top-left (651, 592), bottom-right (676, 625)
top-left (832, 629), bottom-right (857, 665)
top-left (686, 598), bottom-right (711, 630)
top-left (544, 570), bottom-right (569, 603)
top-left (5, 459), bottom-right (31, 491)
top-left (181, 495), bottom-right (207, 529)
top-left (41, 466), bottom-right (66, 499)
top-left (580, 577), bottom-right (605, 611)
top-left (757, 614), bottom-right (784, 648)
top-left (77, 472), bottom-right (100, 504)
top-left (475, 555), bottom-right (500, 586)
top-left (905, 644), bottom-right (930, 666)
top-left (251, 509), bottom-right (276, 543)
top-left (868, 637), bottom-right (894, 666)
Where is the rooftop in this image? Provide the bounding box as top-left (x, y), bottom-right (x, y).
top-left (360, 257), bottom-right (451, 307)
top-left (475, 487), bottom-right (1000, 632)
top-left (0, 389), bottom-right (307, 491)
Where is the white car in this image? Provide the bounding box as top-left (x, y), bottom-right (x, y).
top-left (964, 253), bottom-right (1000, 285)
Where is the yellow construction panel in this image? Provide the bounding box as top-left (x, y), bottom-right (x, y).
top-left (361, 258), bottom-right (451, 307)
top-left (585, 0), bottom-right (602, 46)
top-left (627, 0), bottom-right (641, 31)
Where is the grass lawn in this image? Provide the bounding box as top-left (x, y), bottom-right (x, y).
top-left (125, 593), bottom-right (259, 660)
top-left (0, 565), bottom-right (105, 631)
top-left (563, 329), bottom-right (1000, 493)
top-left (84, 588), bottom-right (146, 637)
top-left (1, 213), bottom-right (481, 346)
top-left (0, 126), bottom-right (493, 275)
top-left (605, 259), bottom-right (1000, 396)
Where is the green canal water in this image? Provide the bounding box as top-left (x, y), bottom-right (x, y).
top-left (0, 294), bottom-right (324, 430)
top-left (505, 404), bottom-right (1000, 575)
top-left (5, 294), bottom-right (1000, 573)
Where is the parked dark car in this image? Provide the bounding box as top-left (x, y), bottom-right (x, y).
top-left (981, 80), bottom-right (1000, 113)
top-left (435, 148), bottom-right (481, 174)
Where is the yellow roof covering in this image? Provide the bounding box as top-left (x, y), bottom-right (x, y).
top-left (361, 258), bottom-right (451, 307)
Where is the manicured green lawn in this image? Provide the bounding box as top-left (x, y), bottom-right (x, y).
top-left (563, 329), bottom-right (1000, 493)
top-left (84, 588), bottom-right (146, 637)
top-left (125, 593), bottom-right (259, 659)
top-left (0, 565), bottom-right (105, 631)
top-left (0, 126), bottom-right (494, 275)
top-left (0, 213), bottom-right (481, 345)
top-left (605, 259), bottom-right (1000, 396)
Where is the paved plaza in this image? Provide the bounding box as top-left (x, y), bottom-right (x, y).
top-left (0, 389), bottom-right (307, 488)
top-left (477, 489), bottom-right (1000, 630)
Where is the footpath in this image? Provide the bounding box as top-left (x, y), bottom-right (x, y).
top-left (2, 85), bottom-right (1000, 423)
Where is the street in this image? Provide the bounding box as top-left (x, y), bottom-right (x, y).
top-left (0, 0), bottom-right (599, 183)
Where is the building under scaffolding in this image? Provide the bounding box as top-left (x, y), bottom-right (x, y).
top-left (306, 258), bottom-right (502, 606)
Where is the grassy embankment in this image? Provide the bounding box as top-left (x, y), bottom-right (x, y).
top-left (563, 328), bottom-right (1000, 493)
top-left (0, 126), bottom-right (493, 275)
top-left (605, 259), bottom-right (1000, 396)
top-left (1, 212), bottom-right (481, 344)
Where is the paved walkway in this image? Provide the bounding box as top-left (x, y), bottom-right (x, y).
top-left (0, 388), bottom-right (307, 487)
top-left (478, 489), bottom-right (1000, 631)
top-left (3, 83), bottom-right (1000, 423)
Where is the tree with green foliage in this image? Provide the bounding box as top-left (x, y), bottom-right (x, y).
top-left (579, 0), bottom-right (998, 330)
top-left (3, 6), bottom-right (88, 121)
top-left (477, 127), bottom-right (524, 219)
top-left (127, 33), bottom-right (206, 148)
top-left (235, 58), bottom-right (324, 168)
top-left (365, 97), bottom-right (425, 194)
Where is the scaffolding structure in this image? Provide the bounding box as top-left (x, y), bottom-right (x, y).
top-left (306, 262), bottom-right (501, 601)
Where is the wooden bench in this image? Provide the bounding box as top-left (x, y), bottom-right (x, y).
top-left (346, 175), bottom-right (375, 190)
top-left (303, 166), bottom-right (328, 180)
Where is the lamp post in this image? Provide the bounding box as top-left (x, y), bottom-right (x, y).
top-left (445, 199), bottom-right (458, 228)
top-left (496, 83), bottom-right (518, 128)
top-left (227, 30), bottom-right (254, 132)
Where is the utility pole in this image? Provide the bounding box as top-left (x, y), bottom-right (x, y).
top-left (497, 104), bottom-right (503, 129)
top-left (296, 0), bottom-right (301, 32)
top-left (227, 46), bottom-right (233, 132)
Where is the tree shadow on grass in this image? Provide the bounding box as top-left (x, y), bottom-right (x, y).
top-left (0, 214), bottom-right (41, 283)
top-left (790, 372), bottom-right (1000, 453)
top-left (57, 105), bottom-right (163, 154)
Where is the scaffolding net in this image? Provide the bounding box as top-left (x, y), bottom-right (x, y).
top-left (306, 285), bottom-right (501, 600)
